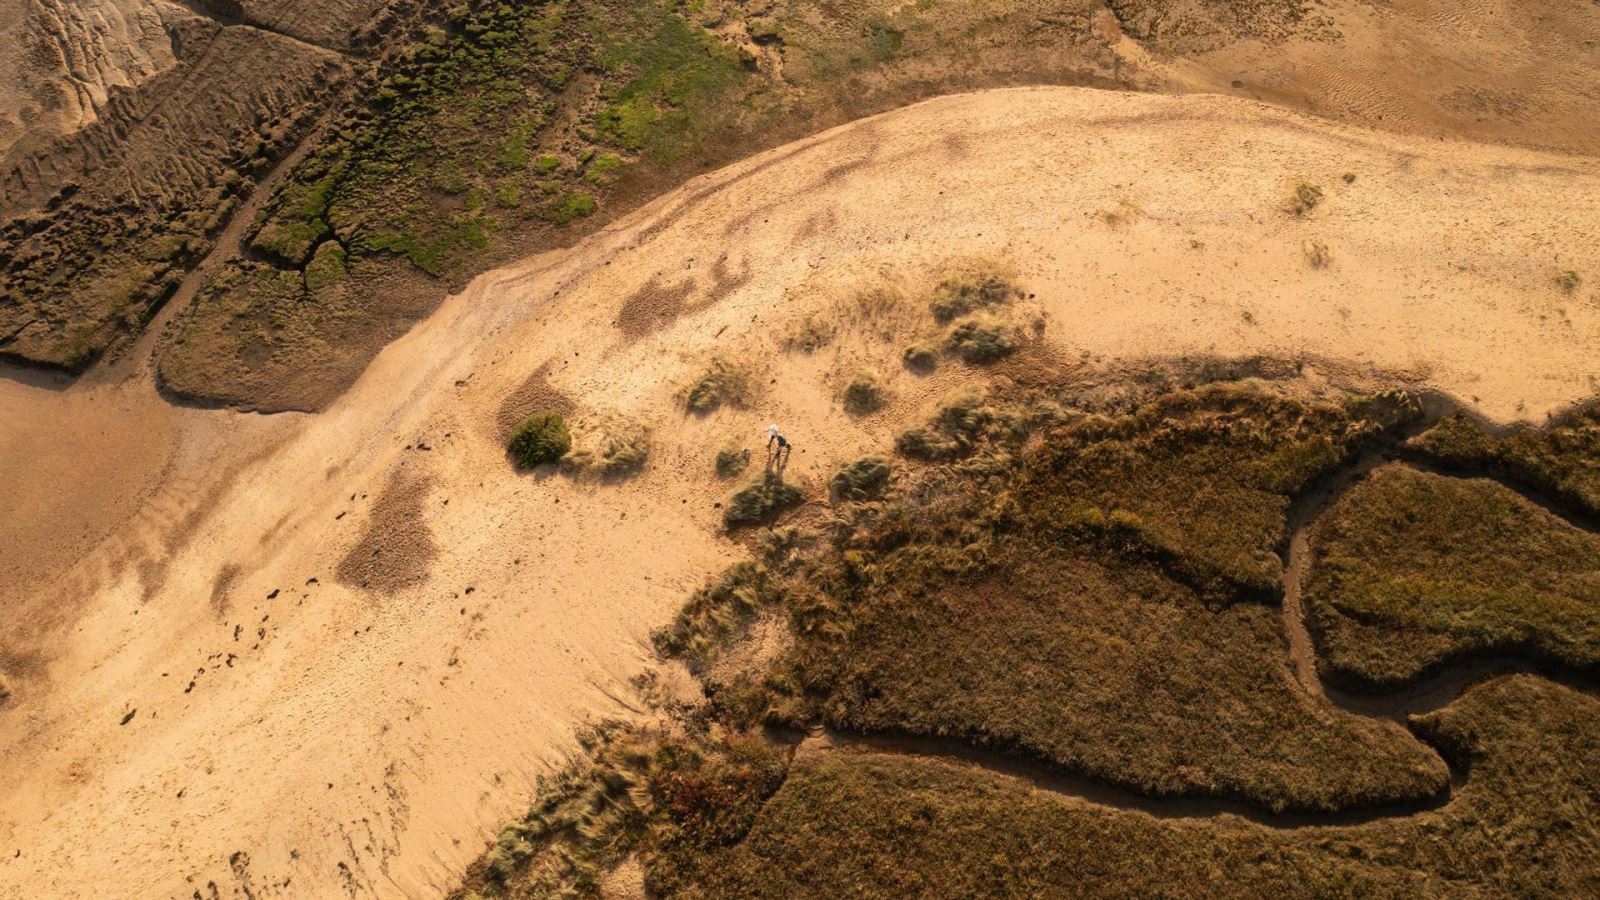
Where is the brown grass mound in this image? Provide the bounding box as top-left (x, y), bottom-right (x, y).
top-left (335, 468), bottom-right (436, 593)
top-left (1307, 465), bottom-right (1600, 689)
top-left (1406, 406), bottom-right (1600, 518)
top-left (1015, 383), bottom-right (1419, 599)
top-left (668, 384), bottom-right (1446, 814)
top-left (679, 676), bottom-right (1600, 899)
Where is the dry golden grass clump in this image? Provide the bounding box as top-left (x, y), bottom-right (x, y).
top-left (1016, 384), bottom-right (1420, 599)
top-left (561, 413), bottom-right (651, 478)
top-left (945, 314), bottom-right (1021, 363)
top-left (841, 369), bottom-right (887, 415)
top-left (779, 314), bottom-right (838, 354)
top-left (714, 443), bottom-right (751, 478)
top-left (829, 456), bottom-right (892, 502)
top-left (902, 343), bottom-right (938, 373)
top-left (1307, 465), bottom-right (1600, 689)
top-left (928, 266), bottom-right (1023, 324)
top-left (1406, 407), bottom-right (1600, 518)
top-left (724, 478), bottom-right (805, 529)
top-left (684, 358), bottom-right (752, 414)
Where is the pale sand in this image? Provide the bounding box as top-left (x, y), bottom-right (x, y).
top-left (1, 86), bottom-right (1597, 897)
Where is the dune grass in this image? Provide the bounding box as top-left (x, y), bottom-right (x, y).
top-left (1306, 464), bottom-right (1600, 689)
top-left (752, 531), bottom-right (1446, 812)
top-left (671, 384), bottom-right (1450, 813)
top-left (685, 358), bottom-right (751, 414)
top-left (683, 676), bottom-right (1600, 899)
top-left (724, 479), bottom-right (804, 529)
top-left (1406, 407), bottom-right (1600, 518)
top-left (1015, 383), bottom-right (1420, 599)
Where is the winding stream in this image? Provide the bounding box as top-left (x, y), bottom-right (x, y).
top-left (798, 397), bottom-right (1600, 828)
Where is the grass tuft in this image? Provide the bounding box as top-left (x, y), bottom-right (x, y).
top-left (685, 357), bottom-right (751, 414)
top-left (830, 455), bottom-right (892, 502)
top-left (902, 343), bottom-right (938, 374)
top-left (1287, 182), bottom-right (1323, 216)
top-left (508, 412), bottom-right (570, 469)
top-left (929, 268), bottom-right (1021, 323)
top-left (725, 478), bottom-right (805, 529)
top-left (842, 369), bottom-right (886, 415)
top-left (945, 315), bottom-right (1019, 364)
top-left (715, 443), bottom-right (750, 478)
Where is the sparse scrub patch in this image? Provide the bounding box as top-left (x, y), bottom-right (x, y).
top-left (1287, 181), bottom-right (1323, 216)
top-left (715, 443), bottom-right (750, 478)
top-left (1306, 464), bottom-right (1600, 688)
top-left (842, 369), bottom-right (886, 415)
top-left (508, 412), bottom-right (571, 469)
top-left (945, 315), bottom-right (1019, 363)
top-left (928, 267), bottom-right (1022, 323)
top-left (830, 456), bottom-right (892, 502)
top-left (902, 343), bottom-right (937, 373)
top-left (1558, 270), bottom-right (1582, 295)
top-left (779, 314), bottom-right (836, 354)
top-left (685, 358), bottom-right (751, 414)
top-left (1303, 239), bottom-right (1330, 269)
top-left (725, 478), bottom-right (805, 528)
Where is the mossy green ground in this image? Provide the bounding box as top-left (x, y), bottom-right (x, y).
top-left (158, 0), bottom-right (1134, 410)
top-left (1307, 464), bottom-right (1600, 688)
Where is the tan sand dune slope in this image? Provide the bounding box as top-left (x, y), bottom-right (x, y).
top-left (0, 86), bottom-right (1597, 898)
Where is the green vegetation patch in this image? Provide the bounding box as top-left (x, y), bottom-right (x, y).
top-left (1016, 384), bottom-right (1420, 598)
top-left (508, 412), bottom-right (571, 469)
top-left (1407, 408), bottom-right (1600, 518)
top-left (1307, 465), bottom-right (1600, 688)
top-left (594, 6), bottom-right (749, 164)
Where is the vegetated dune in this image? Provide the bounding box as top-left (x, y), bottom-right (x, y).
top-left (0, 86), bottom-right (1597, 897)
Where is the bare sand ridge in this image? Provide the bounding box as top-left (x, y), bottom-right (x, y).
top-left (0, 0), bottom-right (176, 158)
top-left (1, 87), bottom-right (1598, 897)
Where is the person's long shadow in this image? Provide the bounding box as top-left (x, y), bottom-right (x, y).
top-left (764, 444), bottom-right (791, 481)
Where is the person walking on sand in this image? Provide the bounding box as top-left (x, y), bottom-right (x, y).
top-left (765, 423), bottom-right (790, 456)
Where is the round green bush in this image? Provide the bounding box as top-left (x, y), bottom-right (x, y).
top-left (508, 412), bottom-right (571, 468)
